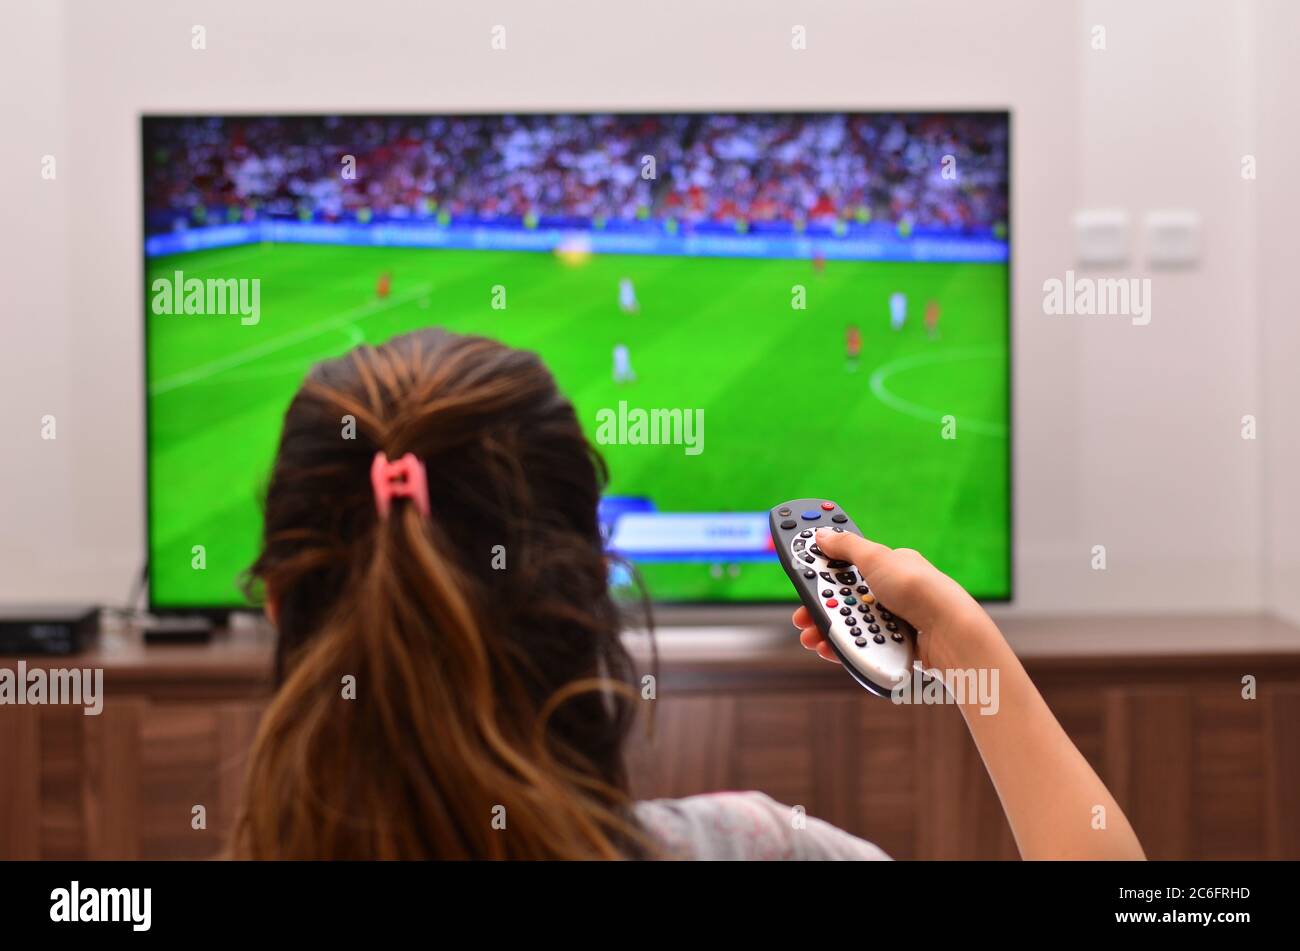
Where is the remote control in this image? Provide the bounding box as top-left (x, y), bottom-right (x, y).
top-left (769, 499), bottom-right (918, 698)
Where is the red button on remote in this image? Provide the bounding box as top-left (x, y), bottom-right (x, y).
top-left (821, 502), bottom-right (835, 510)
top-left (825, 599), bottom-right (838, 608)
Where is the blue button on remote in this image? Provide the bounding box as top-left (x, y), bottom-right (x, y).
top-left (801, 510), bottom-right (821, 520)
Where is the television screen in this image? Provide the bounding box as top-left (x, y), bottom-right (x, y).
top-left (143, 111), bottom-right (1010, 609)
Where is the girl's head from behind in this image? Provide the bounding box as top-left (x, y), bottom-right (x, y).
top-left (234, 328), bottom-right (646, 859)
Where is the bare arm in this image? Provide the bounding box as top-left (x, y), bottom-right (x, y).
top-left (796, 528), bottom-right (1145, 861)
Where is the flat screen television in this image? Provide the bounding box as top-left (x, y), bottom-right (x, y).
top-left (142, 111), bottom-right (1010, 610)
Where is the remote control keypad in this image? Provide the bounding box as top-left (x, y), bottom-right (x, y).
top-left (772, 500), bottom-right (917, 697)
top-left (787, 534), bottom-right (911, 652)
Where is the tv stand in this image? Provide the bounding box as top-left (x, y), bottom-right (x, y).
top-left (2, 613), bottom-right (1298, 859)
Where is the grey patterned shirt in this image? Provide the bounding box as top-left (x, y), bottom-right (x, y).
top-left (634, 791), bottom-right (891, 860)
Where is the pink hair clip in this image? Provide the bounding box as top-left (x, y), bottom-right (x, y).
top-left (370, 451), bottom-right (430, 518)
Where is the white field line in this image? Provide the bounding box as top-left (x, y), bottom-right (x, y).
top-left (867, 347), bottom-right (1008, 437)
top-left (213, 322), bottom-right (370, 384)
top-left (150, 285), bottom-right (432, 396)
top-left (150, 244), bottom-right (268, 275)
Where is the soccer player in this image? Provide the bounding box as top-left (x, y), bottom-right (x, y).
top-left (889, 291), bottom-right (907, 331)
top-left (925, 299), bottom-right (941, 338)
top-left (618, 277), bottom-right (640, 314)
top-left (812, 251), bottom-right (826, 274)
top-left (612, 342), bottom-right (636, 384)
top-left (376, 271), bottom-right (392, 300)
top-left (845, 324), bottom-right (862, 372)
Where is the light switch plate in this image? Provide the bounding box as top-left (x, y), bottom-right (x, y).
top-left (1145, 210), bottom-right (1200, 267)
top-left (1074, 209), bottom-right (1130, 266)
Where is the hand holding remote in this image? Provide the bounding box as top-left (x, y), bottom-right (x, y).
top-left (796, 526), bottom-right (995, 671)
top-left (768, 499), bottom-right (919, 696)
top-left (789, 519), bottom-right (1148, 860)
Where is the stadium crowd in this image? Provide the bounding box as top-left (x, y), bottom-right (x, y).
top-left (145, 113), bottom-right (1008, 233)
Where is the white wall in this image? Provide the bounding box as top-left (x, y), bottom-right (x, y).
top-left (1069, 0), bottom-right (1260, 613)
top-left (0, 2), bottom-right (77, 594)
top-left (0, 0), bottom-right (1291, 619)
top-left (1257, 0), bottom-right (1300, 624)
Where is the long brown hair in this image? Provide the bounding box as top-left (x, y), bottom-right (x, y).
top-left (231, 328), bottom-right (651, 859)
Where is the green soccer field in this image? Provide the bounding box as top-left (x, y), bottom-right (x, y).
top-left (146, 243), bottom-right (1009, 607)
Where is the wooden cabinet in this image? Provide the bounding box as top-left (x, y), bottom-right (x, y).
top-left (0, 700), bottom-right (264, 859)
top-left (0, 636), bottom-right (270, 860)
top-left (3, 616), bottom-right (1299, 859)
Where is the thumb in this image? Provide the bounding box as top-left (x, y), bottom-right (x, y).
top-left (815, 527), bottom-right (892, 580)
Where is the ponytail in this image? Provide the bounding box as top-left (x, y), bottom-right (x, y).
top-left (233, 330), bottom-right (655, 859)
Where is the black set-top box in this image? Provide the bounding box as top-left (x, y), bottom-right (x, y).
top-left (0, 605), bottom-right (98, 655)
